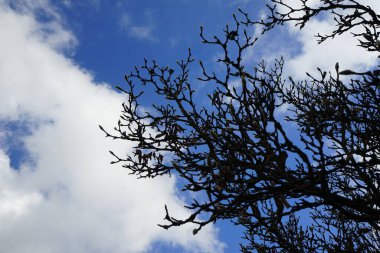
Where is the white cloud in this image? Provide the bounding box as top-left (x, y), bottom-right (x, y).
top-left (264, 0), bottom-right (380, 79)
top-left (285, 19), bottom-right (378, 79)
top-left (130, 25), bottom-right (154, 40)
top-left (120, 10), bottom-right (156, 41)
top-left (62, 0), bottom-right (71, 8)
top-left (0, 1), bottom-right (224, 253)
top-left (229, 0), bottom-right (252, 6)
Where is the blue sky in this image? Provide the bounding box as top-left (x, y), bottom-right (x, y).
top-left (0, 0), bottom-right (378, 253)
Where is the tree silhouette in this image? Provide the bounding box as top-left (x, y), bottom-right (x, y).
top-left (101, 1), bottom-right (380, 252)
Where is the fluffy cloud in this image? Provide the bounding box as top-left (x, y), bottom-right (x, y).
top-left (0, 1), bottom-right (223, 253)
top-left (286, 22), bottom-right (378, 79)
top-left (275, 0), bottom-right (380, 79)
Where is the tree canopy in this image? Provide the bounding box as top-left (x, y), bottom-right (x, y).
top-left (101, 1), bottom-right (380, 252)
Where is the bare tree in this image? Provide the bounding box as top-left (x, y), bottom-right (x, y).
top-left (101, 1), bottom-right (380, 252)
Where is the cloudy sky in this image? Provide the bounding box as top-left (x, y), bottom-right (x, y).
top-left (0, 0), bottom-right (378, 252)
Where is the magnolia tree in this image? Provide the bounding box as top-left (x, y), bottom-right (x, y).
top-left (102, 1), bottom-right (380, 252)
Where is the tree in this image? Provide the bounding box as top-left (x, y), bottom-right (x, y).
top-left (101, 1), bottom-right (380, 252)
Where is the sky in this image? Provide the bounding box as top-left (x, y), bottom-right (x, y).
top-left (0, 0), bottom-right (378, 253)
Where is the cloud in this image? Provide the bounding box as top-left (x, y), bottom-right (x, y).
top-left (287, 1), bottom-right (380, 78)
top-left (229, 0), bottom-right (252, 6)
top-left (248, 1), bottom-right (380, 71)
top-left (0, 1), bottom-right (223, 253)
top-left (120, 10), bottom-right (156, 41)
top-left (284, 20), bottom-right (377, 80)
top-left (285, 13), bottom-right (379, 79)
top-left (236, 1), bottom-right (380, 128)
